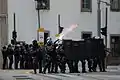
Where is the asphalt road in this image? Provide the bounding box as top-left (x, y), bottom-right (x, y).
top-left (0, 66), bottom-right (120, 80)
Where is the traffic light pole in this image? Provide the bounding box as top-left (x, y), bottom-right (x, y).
top-left (37, 9), bottom-right (40, 29)
top-left (58, 14), bottom-right (61, 34)
top-left (35, 1), bottom-right (41, 41)
top-left (13, 13), bottom-right (17, 45)
top-left (14, 13), bottom-right (16, 34)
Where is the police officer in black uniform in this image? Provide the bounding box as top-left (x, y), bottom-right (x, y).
top-left (50, 44), bottom-right (58, 73)
top-left (32, 40), bottom-right (43, 74)
top-left (99, 40), bottom-right (106, 72)
top-left (43, 38), bottom-right (53, 74)
top-left (1, 46), bottom-right (8, 69)
top-left (20, 45), bottom-right (26, 69)
top-left (14, 45), bottom-right (20, 69)
top-left (24, 44), bottom-right (30, 69)
top-left (92, 38), bottom-right (106, 72)
top-left (56, 44), bottom-right (67, 73)
top-left (29, 44), bottom-right (34, 69)
top-left (7, 44), bottom-right (14, 69)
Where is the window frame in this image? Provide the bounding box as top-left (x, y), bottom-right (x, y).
top-left (81, 31), bottom-right (92, 39)
top-left (81, 0), bottom-right (92, 12)
top-left (110, 0), bottom-right (120, 12)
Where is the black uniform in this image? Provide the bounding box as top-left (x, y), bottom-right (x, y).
top-left (56, 44), bottom-right (66, 73)
top-left (92, 39), bottom-right (106, 72)
top-left (43, 43), bottom-right (53, 74)
top-left (14, 46), bottom-right (20, 69)
top-left (20, 45), bottom-right (26, 69)
top-left (51, 44), bottom-right (58, 73)
top-left (1, 46), bottom-right (8, 69)
top-left (32, 40), bottom-right (43, 74)
top-left (7, 45), bottom-right (14, 69)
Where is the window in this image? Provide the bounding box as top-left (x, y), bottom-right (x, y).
top-left (81, 31), bottom-right (92, 39)
top-left (81, 0), bottom-right (92, 12)
top-left (110, 0), bottom-right (120, 12)
top-left (37, 0), bottom-right (50, 10)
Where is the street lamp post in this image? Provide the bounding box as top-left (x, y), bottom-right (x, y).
top-left (97, 0), bottom-right (101, 38)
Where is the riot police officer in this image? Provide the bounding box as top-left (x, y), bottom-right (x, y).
top-left (50, 44), bottom-right (58, 73)
top-left (19, 45), bottom-right (26, 69)
top-left (1, 46), bottom-right (8, 69)
top-left (32, 40), bottom-right (43, 74)
top-left (92, 38), bottom-right (106, 72)
top-left (56, 44), bottom-right (67, 73)
top-left (14, 45), bottom-right (20, 69)
top-left (7, 44), bottom-right (14, 69)
top-left (43, 38), bottom-right (53, 74)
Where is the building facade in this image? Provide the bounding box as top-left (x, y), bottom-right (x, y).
top-left (0, 0), bottom-right (120, 68)
top-left (7, 0), bottom-right (120, 47)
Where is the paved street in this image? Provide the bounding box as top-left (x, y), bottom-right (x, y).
top-left (0, 66), bottom-right (120, 80)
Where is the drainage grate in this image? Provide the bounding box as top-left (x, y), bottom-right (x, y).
top-left (13, 76), bottom-right (34, 80)
top-left (13, 76), bottom-right (28, 78)
top-left (15, 78), bottom-right (33, 80)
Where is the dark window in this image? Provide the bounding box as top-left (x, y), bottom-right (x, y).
top-left (81, 0), bottom-right (92, 12)
top-left (110, 0), bottom-right (120, 12)
top-left (81, 32), bottom-right (92, 39)
top-left (37, 0), bottom-right (50, 10)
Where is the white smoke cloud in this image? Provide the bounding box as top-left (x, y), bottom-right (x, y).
top-left (58, 24), bottom-right (78, 40)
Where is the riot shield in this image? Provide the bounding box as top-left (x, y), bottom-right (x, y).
top-left (98, 39), bottom-right (105, 57)
top-left (91, 39), bottom-right (104, 58)
top-left (63, 39), bottom-right (73, 60)
top-left (78, 40), bottom-right (86, 60)
top-left (85, 39), bottom-right (93, 59)
top-left (71, 41), bottom-right (80, 60)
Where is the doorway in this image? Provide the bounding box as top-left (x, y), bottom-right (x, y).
top-left (44, 30), bottom-right (50, 45)
top-left (110, 34), bottom-right (120, 57)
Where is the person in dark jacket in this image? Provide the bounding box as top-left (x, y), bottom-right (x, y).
top-left (1, 46), bottom-right (8, 69)
top-left (14, 45), bottom-right (20, 69)
top-left (7, 44), bottom-right (14, 69)
top-left (32, 40), bottom-right (43, 74)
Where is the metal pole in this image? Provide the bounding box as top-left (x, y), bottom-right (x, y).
top-left (13, 13), bottom-right (17, 44)
top-left (14, 13), bottom-right (16, 32)
top-left (105, 7), bottom-right (108, 47)
top-left (37, 9), bottom-right (40, 29)
top-left (105, 7), bottom-right (108, 69)
top-left (97, 0), bottom-right (101, 38)
top-left (58, 14), bottom-right (60, 34)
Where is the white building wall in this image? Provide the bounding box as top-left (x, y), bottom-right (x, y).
top-left (8, 0), bottom-right (120, 48)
